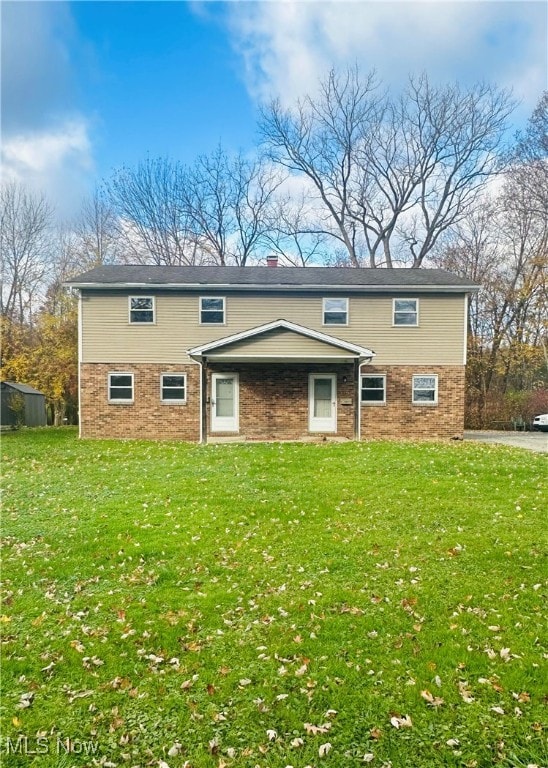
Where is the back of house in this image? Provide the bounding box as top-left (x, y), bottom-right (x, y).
top-left (67, 264), bottom-right (479, 442)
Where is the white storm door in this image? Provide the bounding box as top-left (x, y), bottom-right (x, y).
top-left (309, 374), bottom-right (337, 432)
top-left (211, 373), bottom-right (239, 432)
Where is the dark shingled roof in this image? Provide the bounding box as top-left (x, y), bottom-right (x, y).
top-left (67, 264), bottom-right (479, 291)
top-left (1, 381), bottom-right (45, 395)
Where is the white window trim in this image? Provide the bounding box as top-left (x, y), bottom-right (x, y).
top-left (128, 296), bottom-right (155, 324)
top-left (322, 297), bottom-right (349, 326)
top-left (393, 298), bottom-right (419, 327)
top-left (199, 296), bottom-right (226, 325)
top-left (160, 373), bottom-right (187, 404)
top-left (108, 372), bottom-right (134, 403)
top-left (412, 374), bottom-right (438, 406)
top-left (361, 373), bottom-right (387, 405)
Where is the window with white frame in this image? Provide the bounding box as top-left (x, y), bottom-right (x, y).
top-left (412, 374), bottom-right (438, 404)
top-left (129, 296), bottom-right (155, 323)
top-left (323, 297), bottom-right (348, 325)
top-left (160, 373), bottom-right (186, 403)
top-left (361, 374), bottom-right (386, 404)
top-left (200, 296), bottom-right (225, 324)
top-left (393, 298), bottom-right (418, 326)
top-left (108, 373), bottom-right (134, 402)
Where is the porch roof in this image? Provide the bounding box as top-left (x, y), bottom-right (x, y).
top-left (187, 319), bottom-right (375, 363)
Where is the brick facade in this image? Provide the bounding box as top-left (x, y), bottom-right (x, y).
top-left (80, 363), bottom-right (201, 440)
top-left (80, 362), bottom-right (465, 442)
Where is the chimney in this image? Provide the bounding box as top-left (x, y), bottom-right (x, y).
top-left (266, 255), bottom-right (278, 268)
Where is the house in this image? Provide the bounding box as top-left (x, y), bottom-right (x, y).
top-left (67, 262), bottom-right (479, 442)
top-left (0, 381), bottom-right (47, 428)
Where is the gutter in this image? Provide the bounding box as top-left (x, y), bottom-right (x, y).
top-left (66, 282), bottom-right (480, 294)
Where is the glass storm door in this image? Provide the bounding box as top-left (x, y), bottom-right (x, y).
top-left (309, 374), bottom-right (337, 432)
top-left (211, 373), bottom-right (239, 432)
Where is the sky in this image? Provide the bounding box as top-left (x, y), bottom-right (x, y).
top-left (1, 0), bottom-right (547, 220)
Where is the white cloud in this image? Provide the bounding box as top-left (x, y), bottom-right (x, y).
top-left (1, 119), bottom-right (94, 219)
top-left (227, 1), bottom-right (547, 116)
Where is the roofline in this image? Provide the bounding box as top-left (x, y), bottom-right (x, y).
top-left (187, 319), bottom-right (375, 358)
top-left (67, 281), bottom-right (479, 294)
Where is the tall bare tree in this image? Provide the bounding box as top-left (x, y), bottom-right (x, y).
top-left (0, 181), bottom-right (54, 324)
top-left (261, 68), bottom-right (515, 267)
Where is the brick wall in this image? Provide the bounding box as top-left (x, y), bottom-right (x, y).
top-left (80, 363), bottom-right (201, 440)
top-left (80, 362), bottom-right (465, 442)
top-left (208, 363), bottom-right (356, 441)
top-left (360, 365), bottom-right (465, 440)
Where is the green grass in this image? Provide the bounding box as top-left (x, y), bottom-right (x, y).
top-left (1, 428), bottom-right (546, 768)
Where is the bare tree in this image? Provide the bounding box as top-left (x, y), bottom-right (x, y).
top-left (261, 67), bottom-right (515, 267)
top-left (105, 157), bottom-right (201, 265)
top-left (0, 181), bottom-right (54, 324)
top-left (72, 189), bottom-right (122, 268)
top-left (182, 146), bottom-right (285, 266)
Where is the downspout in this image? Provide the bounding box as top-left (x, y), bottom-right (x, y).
top-left (357, 357), bottom-right (373, 441)
top-left (201, 357), bottom-right (208, 444)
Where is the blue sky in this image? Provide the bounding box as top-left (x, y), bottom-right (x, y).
top-left (2, 1), bottom-right (547, 220)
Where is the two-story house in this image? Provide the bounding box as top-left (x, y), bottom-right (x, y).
top-left (67, 262), bottom-right (479, 442)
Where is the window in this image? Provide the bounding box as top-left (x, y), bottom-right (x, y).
top-left (361, 375), bottom-right (386, 404)
top-left (161, 374), bottom-right (186, 403)
top-left (108, 373), bottom-right (134, 402)
top-left (200, 297), bottom-right (225, 324)
top-left (323, 297), bottom-right (348, 325)
top-left (393, 298), bottom-right (418, 326)
top-left (412, 375), bottom-right (438, 405)
top-left (129, 296), bottom-right (155, 324)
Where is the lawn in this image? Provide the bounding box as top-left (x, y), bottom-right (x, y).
top-left (1, 428), bottom-right (546, 768)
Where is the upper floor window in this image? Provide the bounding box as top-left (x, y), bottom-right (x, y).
top-left (200, 297), bottom-right (225, 324)
top-left (323, 297), bottom-right (348, 325)
top-left (361, 374), bottom-right (386, 404)
top-left (129, 296), bottom-right (155, 324)
top-left (412, 374), bottom-right (438, 405)
top-left (160, 374), bottom-right (186, 403)
top-left (108, 373), bottom-right (134, 402)
top-left (393, 298), bottom-right (418, 326)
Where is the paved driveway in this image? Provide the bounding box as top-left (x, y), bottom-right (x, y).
top-left (464, 430), bottom-right (548, 453)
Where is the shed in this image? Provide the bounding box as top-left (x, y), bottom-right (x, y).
top-left (1, 381), bottom-right (47, 428)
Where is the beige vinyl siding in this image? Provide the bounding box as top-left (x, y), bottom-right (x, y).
top-left (209, 328), bottom-right (352, 358)
top-left (81, 291), bottom-right (465, 365)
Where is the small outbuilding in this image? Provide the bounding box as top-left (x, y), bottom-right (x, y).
top-left (1, 381), bottom-right (47, 428)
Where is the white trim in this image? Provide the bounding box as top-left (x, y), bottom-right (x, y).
top-left (463, 294), bottom-right (469, 365)
top-left (78, 293), bottom-right (82, 438)
top-left (322, 297), bottom-right (349, 326)
top-left (188, 319), bottom-right (374, 358)
top-left (412, 374), bottom-right (438, 405)
top-left (361, 373), bottom-right (387, 405)
top-left (308, 373), bottom-right (337, 432)
top-left (128, 295), bottom-right (155, 324)
top-left (108, 372), bottom-right (134, 403)
top-left (160, 372), bottom-right (187, 404)
top-left (199, 296), bottom-right (226, 326)
top-left (211, 373), bottom-right (239, 432)
top-left (68, 282), bottom-right (480, 294)
top-left (392, 298), bottom-right (419, 327)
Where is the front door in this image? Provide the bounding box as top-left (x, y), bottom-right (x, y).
top-left (211, 373), bottom-right (239, 432)
top-left (309, 374), bottom-right (337, 432)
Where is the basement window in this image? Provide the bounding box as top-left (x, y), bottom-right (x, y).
top-left (108, 373), bottom-right (134, 402)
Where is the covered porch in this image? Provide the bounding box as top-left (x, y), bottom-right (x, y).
top-left (188, 320), bottom-right (375, 443)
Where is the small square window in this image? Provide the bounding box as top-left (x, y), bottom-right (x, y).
top-left (129, 296), bottom-right (154, 323)
top-left (394, 299), bottom-right (418, 326)
top-left (361, 375), bottom-right (386, 404)
top-left (412, 374), bottom-right (438, 405)
top-left (108, 373), bottom-right (134, 402)
top-left (161, 374), bottom-right (186, 403)
top-left (200, 297), bottom-right (225, 324)
top-left (323, 297), bottom-right (348, 325)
